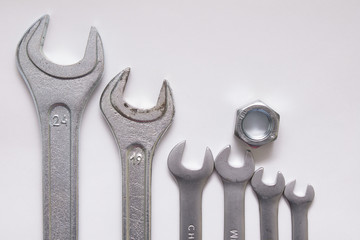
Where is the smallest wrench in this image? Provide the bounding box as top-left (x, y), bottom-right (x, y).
top-left (168, 141), bottom-right (214, 240)
top-left (215, 146), bottom-right (254, 240)
top-left (251, 168), bottom-right (285, 240)
top-left (284, 181), bottom-right (315, 240)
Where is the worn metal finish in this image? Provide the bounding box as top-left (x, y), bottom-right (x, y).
top-left (16, 15), bottom-right (104, 240)
top-left (284, 181), bottom-right (315, 240)
top-left (235, 100), bottom-right (280, 148)
top-left (215, 146), bottom-right (254, 240)
top-left (100, 68), bottom-right (174, 240)
top-left (251, 168), bottom-right (285, 240)
top-left (168, 141), bottom-right (214, 240)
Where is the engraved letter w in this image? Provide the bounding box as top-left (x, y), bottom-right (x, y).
top-left (230, 230), bottom-right (238, 239)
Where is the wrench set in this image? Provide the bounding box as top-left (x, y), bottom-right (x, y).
top-left (16, 15), bottom-right (315, 240)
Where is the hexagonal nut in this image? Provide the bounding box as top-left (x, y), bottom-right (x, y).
top-left (234, 100), bottom-right (280, 148)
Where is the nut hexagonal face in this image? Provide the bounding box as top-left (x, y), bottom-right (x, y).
top-left (234, 100), bottom-right (280, 148)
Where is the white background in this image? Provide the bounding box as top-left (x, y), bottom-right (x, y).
top-left (1, 0), bottom-right (359, 239)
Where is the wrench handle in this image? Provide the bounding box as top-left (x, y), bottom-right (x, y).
top-left (179, 184), bottom-right (203, 240)
top-left (259, 198), bottom-right (281, 240)
top-left (223, 183), bottom-right (247, 240)
top-left (42, 105), bottom-right (78, 240)
top-left (291, 206), bottom-right (309, 240)
top-left (122, 145), bottom-right (151, 240)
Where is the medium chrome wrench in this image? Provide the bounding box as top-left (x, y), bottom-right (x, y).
top-left (100, 68), bottom-right (175, 240)
top-left (251, 168), bottom-right (285, 240)
top-left (284, 181), bottom-right (315, 240)
top-left (215, 146), bottom-right (254, 240)
top-left (168, 141), bottom-right (214, 240)
top-left (17, 15), bottom-right (104, 240)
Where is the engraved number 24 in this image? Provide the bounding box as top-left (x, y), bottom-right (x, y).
top-left (52, 114), bottom-right (68, 127)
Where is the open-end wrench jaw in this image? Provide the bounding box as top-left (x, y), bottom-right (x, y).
top-left (168, 141), bottom-right (214, 183)
top-left (215, 146), bottom-right (255, 183)
top-left (251, 168), bottom-right (285, 198)
top-left (100, 68), bottom-right (175, 149)
top-left (109, 68), bottom-right (174, 123)
top-left (17, 15), bottom-right (104, 114)
top-left (284, 181), bottom-right (315, 207)
top-left (17, 14), bottom-right (102, 79)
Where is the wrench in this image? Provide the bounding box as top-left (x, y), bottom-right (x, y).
top-left (251, 168), bottom-right (285, 240)
top-left (100, 68), bottom-right (175, 240)
top-left (214, 146), bottom-right (255, 240)
top-left (17, 15), bottom-right (104, 240)
top-left (284, 181), bottom-right (315, 240)
top-left (168, 141), bottom-right (214, 240)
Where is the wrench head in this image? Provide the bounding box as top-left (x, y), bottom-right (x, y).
top-left (17, 15), bottom-right (104, 109)
top-left (168, 141), bottom-right (214, 184)
top-left (284, 181), bottom-right (315, 207)
top-left (251, 168), bottom-right (285, 199)
top-left (100, 68), bottom-right (175, 151)
top-left (215, 146), bottom-right (255, 183)
top-left (109, 68), bottom-right (174, 122)
top-left (17, 15), bottom-right (103, 79)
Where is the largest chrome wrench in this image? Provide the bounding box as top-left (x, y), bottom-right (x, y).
top-left (17, 15), bottom-right (104, 240)
top-left (100, 68), bottom-right (175, 240)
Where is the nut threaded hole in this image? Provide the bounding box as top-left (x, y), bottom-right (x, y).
top-left (241, 109), bottom-right (272, 140)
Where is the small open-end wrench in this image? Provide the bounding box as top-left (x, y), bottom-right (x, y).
top-left (168, 141), bottom-right (214, 240)
top-left (251, 168), bottom-right (285, 240)
top-left (215, 146), bottom-right (254, 240)
top-left (100, 68), bottom-right (175, 240)
top-left (284, 181), bottom-right (315, 240)
top-left (17, 15), bottom-right (104, 240)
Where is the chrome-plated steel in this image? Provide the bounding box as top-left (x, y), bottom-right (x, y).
top-left (168, 141), bottom-right (214, 240)
top-left (215, 146), bottom-right (255, 240)
top-left (100, 68), bottom-right (175, 240)
top-left (284, 181), bottom-right (315, 240)
top-left (16, 15), bottom-right (104, 240)
top-left (251, 168), bottom-right (285, 240)
top-left (235, 100), bottom-right (280, 148)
